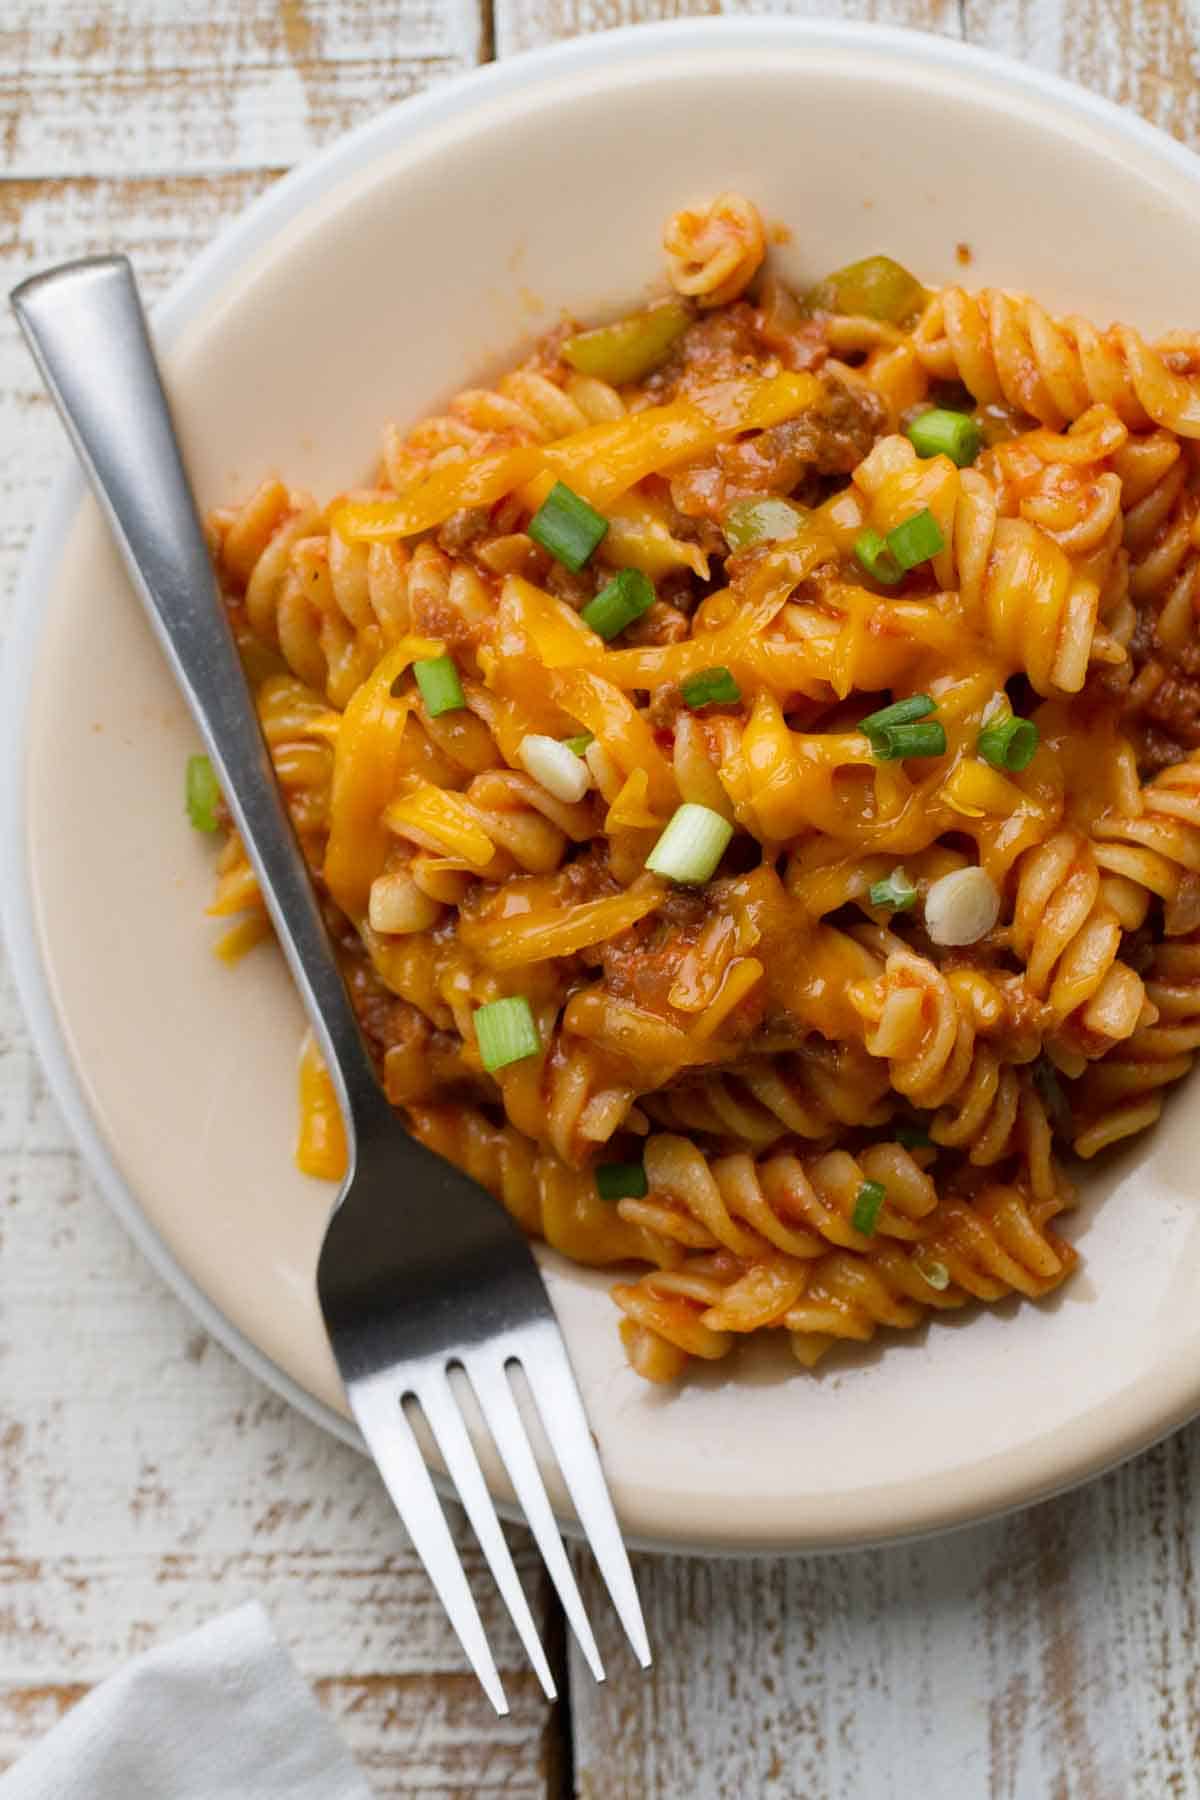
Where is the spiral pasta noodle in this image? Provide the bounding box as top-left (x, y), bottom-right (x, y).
top-left (847, 945), bottom-right (1057, 1195)
top-left (382, 363), bottom-right (626, 496)
top-left (407, 1103), bottom-right (673, 1267)
top-left (1092, 752), bottom-right (1200, 935)
top-left (782, 1183), bottom-right (1076, 1365)
top-left (913, 287), bottom-right (1200, 436)
top-left (1070, 933), bottom-right (1200, 1156)
top-left (641, 1039), bottom-right (895, 1150)
top-left (1010, 831), bottom-right (1149, 1067)
top-left (623, 1132), bottom-right (939, 1262)
top-left (195, 191), bottom-right (1200, 1383)
top-left (858, 432), bottom-right (1106, 697)
top-left (615, 1178), bottom-right (1076, 1379)
top-left (663, 192), bottom-right (766, 307)
top-left (1113, 430), bottom-right (1200, 648)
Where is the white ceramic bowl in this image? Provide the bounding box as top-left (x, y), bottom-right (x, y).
top-left (8, 18), bottom-right (1200, 1554)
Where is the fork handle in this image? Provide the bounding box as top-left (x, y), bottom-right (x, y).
top-left (12, 256), bottom-right (389, 1145)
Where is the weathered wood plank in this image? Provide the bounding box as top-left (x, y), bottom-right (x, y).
top-left (571, 1437), bottom-right (1200, 1800)
top-left (962, 0), bottom-right (1200, 146)
top-left (495, 0), bottom-right (960, 63)
top-left (0, 174), bottom-right (281, 615)
top-left (0, 0), bottom-right (482, 178)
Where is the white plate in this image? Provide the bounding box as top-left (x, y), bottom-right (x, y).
top-left (7, 18), bottom-right (1200, 1553)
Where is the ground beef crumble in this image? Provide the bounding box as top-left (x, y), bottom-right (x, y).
top-left (1123, 600), bottom-right (1200, 771)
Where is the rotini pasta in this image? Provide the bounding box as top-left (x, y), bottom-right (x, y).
top-left (1069, 932), bottom-right (1200, 1156)
top-left (1091, 752), bottom-right (1200, 934)
top-left (194, 194), bottom-right (1200, 1383)
top-left (913, 288), bottom-right (1200, 435)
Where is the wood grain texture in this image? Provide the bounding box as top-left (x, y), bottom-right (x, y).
top-left (0, 7), bottom-right (563, 1795)
top-left (0, 0), bottom-right (482, 178)
top-left (963, 0), bottom-right (1200, 145)
top-left (570, 1437), bottom-right (1200, 1800)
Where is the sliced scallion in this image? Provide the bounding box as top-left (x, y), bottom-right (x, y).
top-left (887, 508), bottom-right (944, 571)
top-left (563, 732), bottom-right (594, 756)
top-left (413, 654), bottom-right (466, 718)
top-left (186, 754), bottom-right (220, 834)
top-left (977, 714), bottom-right (1039, 772)
top-left (516, 733), bottom-right (591, 803)
top-left (858, 694), bottom-right (936, 737)
top-left (853, 527), bottom-right (903, 587)
top-left (529, 481), bottom-right (608, 572)
top-left (474, 996), bottom-right (541, 1072)
top-left (869, 867), bottom-right (918, 912)
top-left (906, 408), bottom-right (982, 467)
top-left (681, 666), bottom-right (741, 709)
top-left (852, 1180), bottom-right (887, 1236)
top-left (595, 1162), bottom-right (649, 1201)
top-left (645, 803), bottom-right (734, 885)
top-left (921, 1260), bottom-right (951, 1291)
top-left (581, 568), bottom-right (655, 640)
top-left (870, 720), bottom-right (947, 762)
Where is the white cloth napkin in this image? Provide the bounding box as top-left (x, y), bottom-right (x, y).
top-left (0, 1603), bottom-right (373, 1800)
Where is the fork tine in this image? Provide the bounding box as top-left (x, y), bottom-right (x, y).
top-left (414, 1367), bottom-right (557, 1701)
top-left (465, 1351), bottom-right (605, 1682)
top-left (350, 1375), bottom-right (510, 1717)
top-left (516, 1322), bottom-right (652, 1670)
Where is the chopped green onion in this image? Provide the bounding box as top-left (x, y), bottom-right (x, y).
top-left (723, 496), bottom-right (809, 552)
top-left (853, 527), bottom-right (902, 587)
top-left (595, 1162), bottom-right (649, 1201)
top-left (804, 255), bottom-right (927, 325)
top-left (869, 721), bottom-right (948, 762)
top-left (924, 867), bottom-right (1000, 946)
top-left (681, 666), bottom-right (741, 709)
top-left (858, 694), bottom-right (936, 737)
top-left (413, 654), bottom-right (466, 717)
top-left (563, 732), bottom-right (594, 756)
top-left (895, 1123), bottom-right (933, 1150)
top-left (562, 299), bottom-right (691, 385)
top-left (529, 481), bottom-right (608, 572)
top-left (977, 715), bottom-right (1039, 772)
top-left (185, 754), bottom-right (220, 834)
top-left (517, 733), bottom-right (591, 803)
top-left (920, 1260), bottom-right (951, 1291)
top-left (887, 508), bottom-right (944, 571)
top-left (852, 1180), bottom-right (887, 1236)
top-left (581, 568), bottom-right (655, 640)
top-left (869, 867), bottom-right (918, 912)
top-left (473, 996), bottom-right (542, 1072)
top-left (645, 802), bottom-right (734, 885)
top-left (906, 408), bottom-right (982, 467)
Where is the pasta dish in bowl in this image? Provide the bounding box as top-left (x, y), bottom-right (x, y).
top-left (16, 18), bottom-right (1200, 1547)
top-left (197, 192), bottom-right (1200, 1387)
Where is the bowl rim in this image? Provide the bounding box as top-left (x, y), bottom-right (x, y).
top-left (7, 14), bottom-right (1200, 1555)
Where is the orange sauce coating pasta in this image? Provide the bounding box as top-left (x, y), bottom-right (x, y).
top-left (201, 194), bottom-right (1200, 1380)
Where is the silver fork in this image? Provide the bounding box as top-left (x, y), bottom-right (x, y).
top-left (12, 255), bottom-right (651, 1714)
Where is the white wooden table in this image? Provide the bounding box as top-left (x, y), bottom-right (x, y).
top-left (2, 4), bottom-right (1200, 1794)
